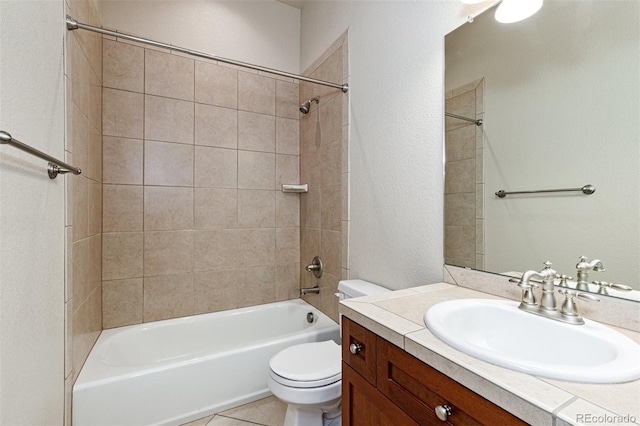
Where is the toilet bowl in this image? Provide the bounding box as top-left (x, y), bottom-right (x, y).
top-left (268, 280), bottom-right (390, 426)
top-left (268, 340), bottom-right (342, 426)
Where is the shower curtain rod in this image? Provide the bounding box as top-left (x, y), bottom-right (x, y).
top-left (65, 16), bottom-right (349, 93)
top-left (445, 112), bottom-right (483, 126)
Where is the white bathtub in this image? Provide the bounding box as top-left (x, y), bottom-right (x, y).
top-left (73, 299), bottom-right (340, 426)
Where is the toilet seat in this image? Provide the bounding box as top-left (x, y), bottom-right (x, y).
top-left (269, 341), bottom-right (341, 389)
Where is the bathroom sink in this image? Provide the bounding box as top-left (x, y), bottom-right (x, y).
top-left (424, 299), bottom-right (640, 383)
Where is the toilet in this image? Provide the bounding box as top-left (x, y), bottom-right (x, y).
top-left (268, 280), bottom-right (390, 426)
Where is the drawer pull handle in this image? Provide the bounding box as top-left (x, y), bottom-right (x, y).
top-left (349, 343), bottom-right (362, 354)
top-left (435, 404), bottom-right (452, 422)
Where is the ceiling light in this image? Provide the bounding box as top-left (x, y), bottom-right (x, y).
top-left (494, 0), bottom-right (543, 23)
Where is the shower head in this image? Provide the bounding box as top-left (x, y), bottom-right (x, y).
top-left (300, 96), bottom-right (320, 114)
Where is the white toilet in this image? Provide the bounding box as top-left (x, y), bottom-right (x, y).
top-left (268, 280), bottom-right (390, 426)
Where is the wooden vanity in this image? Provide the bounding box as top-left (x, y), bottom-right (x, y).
top-left (339, 282), bottom-right (640, 426)
top-left (342, 317), bottom-right (526, 425)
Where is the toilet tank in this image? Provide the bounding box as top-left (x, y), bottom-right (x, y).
top-left (337, 279), bottom-right (390, 300)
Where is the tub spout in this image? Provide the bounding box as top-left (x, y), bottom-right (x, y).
top-left (300, 286), bottom-right (320, 296)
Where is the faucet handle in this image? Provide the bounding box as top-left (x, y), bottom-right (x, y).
top-left (556, 274), bottom-right (573, 287)
top-left (558, 289), bottom-right (599, 323)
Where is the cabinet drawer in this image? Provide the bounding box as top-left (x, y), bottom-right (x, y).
top-left (342, 317), bottom-right (377, 385)
top-left (376, 337), bottom-right (527, 426)
top-left (343, 363), bottom-right (419, 426)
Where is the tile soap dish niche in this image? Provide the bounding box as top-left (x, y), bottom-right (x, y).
top-left (282, 184), bottom-right (309, 193)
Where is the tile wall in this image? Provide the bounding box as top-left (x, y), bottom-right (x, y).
top-left (444, 79), bottom-right (484, 270)
top-left (299, 33), bottom-right (350, 322)
top-left (101, 38), bottom-right (302, 327)
top-left (64, 0), bottom-right (103, 423)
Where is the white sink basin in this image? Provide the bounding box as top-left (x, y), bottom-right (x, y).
top-left (424, 299), bottom-right (640, 383)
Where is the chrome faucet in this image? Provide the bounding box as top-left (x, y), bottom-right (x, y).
top-left (516, 261), bottom-right (598, 325)
top-left (575, 256), bottom-right (604, 291)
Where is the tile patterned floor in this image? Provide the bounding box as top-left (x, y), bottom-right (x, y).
top-left (181, 396), bottom-right (287, 426)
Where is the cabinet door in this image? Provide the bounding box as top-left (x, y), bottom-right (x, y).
top-left (343, 362), bottom-right (419, 426)
top-left (376, 337), bottom-right (527, 426)
top-left (342, 317), bottom-right (377, 385)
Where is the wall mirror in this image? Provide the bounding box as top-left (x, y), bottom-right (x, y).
top-left (444, 0), bottom-right (639, 301)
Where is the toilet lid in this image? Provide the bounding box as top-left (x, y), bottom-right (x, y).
top-left (269, 341), bottom-right (341, 385)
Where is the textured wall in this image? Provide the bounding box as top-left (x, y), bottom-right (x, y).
top-left (0, 1), bottom-right (65, 424)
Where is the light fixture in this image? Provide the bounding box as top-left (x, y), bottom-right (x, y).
top-left (460, 0), bottom-right (543, 24)
top-left (494, 0), bottom-right (543, 23)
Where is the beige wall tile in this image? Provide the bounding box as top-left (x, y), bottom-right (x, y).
top-left (444, 225), bottom-right (475, 263)
top-left (320, 186), bottom-right (341, 232)
top-left (145, 95), bottom-right (194, 144)
top-left (193, 269), bottom-right (240, 314)
top-left (319, 94), bottom-right (342, 145)
top-left (444, 193), bottom-right (475, 227)
top-left (144, 273), bottom-right (194, 322)
top-left (144, 186), bottom-right (194, 231)
top-left (301, 228), bottom-right (320, 272)
top-left (445, 159), bottom-right (475, 194)
top-left (445, 90), bottom-right (475, 132)
top-left (300, 150), bottom-right (320, 190)
top-left (238, 72), bottom-right (275, 115)
top-left (276, 227), bottom-right (300, 265)
top-left (275, 154), bottom-right (299, 190)
top-left (238, 151), bottom-right (275, 190)
top-left (276, 80), bottom-right (299, 119)
top-left (103, 185), bottom-right (143, 232)
top-left (71, 287), bottom-right (101, 383)
top-left (195, 61), bottom-right (238, 109)
top-left (88, 125), bottom-right (102, 182)
top-left (300, 188), bottom-right (320, 229)
top-left (239, 266), bottom-right (276, 307)
top-left (238, 190), bottom-right (275, 228)
top-left (194, 230), bottom-right (240, 271)
top-left (102, 278), bottom-right (143, 328)
top-left (88, 234), bottom-right (102, 295)
top-left (320, 230), bottom-right (341, 277)
top-left (103, 39), bottom-right (144, 93)
top-left (276, 263), bottom-right (300, 301)
top-left (194, 146), bottom-right (237, 188)
top-left (103, 88), bottom-right (143, 139)
top-left (72, 238), bottom-right (89, 312)
top-left (103, 137), bottom-right (143, 185)
top-left (445, 125), bottom-right (475, 162)
top-left (275, 117), bottom-right (299, 155)
top-left (194, 188), bottom-right (238, 230)
top-left (299, 110), bottom-right (318, 155)
top-left (145, 141), bottom-right (194, 187)
top-left (70, 103), bottom-right (89, 175)
top-left (275, 191), bottom-right (299, 228)
top-left (145, 49), bottom-right (194, 101)
top-left (238, 111), bottom-right (275, 153)
top-left (320, 141), bottom-right (341, 188)
top-left (195, 104), bottom-right (237, 149)
top-left (88, 180), bottom-right (102, 236)
top-left (144, 231), bottom-right (194, 277)
top-left (102, 232), bottom-right (144, 280)
top-left (71, 175), bottom-right (89, 242)
top-left (238, 229), bottom-right (275, 268)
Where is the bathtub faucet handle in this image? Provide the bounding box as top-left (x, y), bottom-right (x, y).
top-left (305, 256), bottom-right (323, 278)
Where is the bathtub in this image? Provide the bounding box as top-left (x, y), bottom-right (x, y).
top-left (73, 299), bottom-right (340, 426)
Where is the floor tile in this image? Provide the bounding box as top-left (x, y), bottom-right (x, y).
top-left (219, 396), bottom-right (287, 426)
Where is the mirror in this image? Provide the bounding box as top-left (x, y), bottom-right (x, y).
top-left (444, 0), bottom-right (639, 301)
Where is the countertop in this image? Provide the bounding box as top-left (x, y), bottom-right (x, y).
top-left (338, 283), bottom-right (640, 426)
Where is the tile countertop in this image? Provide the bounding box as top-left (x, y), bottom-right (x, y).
top-left (338, 283), bottom-right (640, 426)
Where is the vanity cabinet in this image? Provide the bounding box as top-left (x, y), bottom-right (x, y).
top-left (342, 317), bottom-right (527, 425)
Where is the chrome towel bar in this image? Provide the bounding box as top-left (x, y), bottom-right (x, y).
top-left (0, 130), bottom-right (82, 179)
top-left (495, 184), bottom-right (595, 198)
